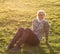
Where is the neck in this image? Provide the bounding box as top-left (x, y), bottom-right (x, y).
top-left (39, 18), bottom-right (43, 21)
top-left (36, 17), bottom-right (45, 23)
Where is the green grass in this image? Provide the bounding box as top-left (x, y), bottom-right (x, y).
top-left (0, 0), bottom-right (60, 54)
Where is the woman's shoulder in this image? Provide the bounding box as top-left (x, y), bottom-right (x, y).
top-left (32, 18), bottom-right (38, 22)
top-left (43, 20), bottom-right (50, 26)
top-left (43, 20), bottom-right (49, 24)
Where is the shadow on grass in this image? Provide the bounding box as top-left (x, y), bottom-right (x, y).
top-left (5, 45), bottom-right (46, 54)
top-left (5, 49), bottom-right (21, 54)
top-left (21, 45), bottom-right (46, 54)
top-left (5, 44), bottom-right (58, 54)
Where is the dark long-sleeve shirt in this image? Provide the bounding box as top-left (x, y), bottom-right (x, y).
top-left (32, 18), bottom-right (50, 41)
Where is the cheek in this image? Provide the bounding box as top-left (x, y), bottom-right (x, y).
top-left (41, 15), bottom-right (45, 17)
top-left (38, 15), bottom-right (42, 17)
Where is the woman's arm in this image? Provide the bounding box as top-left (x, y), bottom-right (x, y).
top-left (44, 21), bottom-right (50, 44)
top-left (32, 20), bottom-right (37, 32)
top-left (32, 19), bottom-right (42, 32)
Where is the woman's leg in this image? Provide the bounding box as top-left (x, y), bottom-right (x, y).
top-left (13, 28), bottom-right (30, 49)
top-left (7, 28), bottom-right (24, 49)
top-left (12, 28), bottom-right (39, 50)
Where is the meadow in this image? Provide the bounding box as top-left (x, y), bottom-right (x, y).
top-left (0, 0), bottom-right (60, 54)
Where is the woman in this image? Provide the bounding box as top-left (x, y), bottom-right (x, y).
top-left (7, 10), bottom-right (50, 51)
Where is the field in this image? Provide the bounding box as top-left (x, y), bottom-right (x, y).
top-left (0, 0), bottom-right (60, 54)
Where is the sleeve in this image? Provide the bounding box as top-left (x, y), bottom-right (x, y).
top-left (44, 21), bottom-right (50, 36)
top-left (32, 20), bottom-right (37, 32)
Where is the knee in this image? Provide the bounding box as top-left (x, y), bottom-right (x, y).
top-left (25, 28), bottom-right (32, 33)
top-left (18, 28), bottom-right (24, 32)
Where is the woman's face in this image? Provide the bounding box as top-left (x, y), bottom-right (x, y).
top-left (38, 12), bottom-right (45, 20)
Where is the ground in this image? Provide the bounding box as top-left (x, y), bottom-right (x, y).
top-left (0, 0), bottom-right (60, 54)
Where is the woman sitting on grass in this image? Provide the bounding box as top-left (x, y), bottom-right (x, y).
top-left (7, 10), bottom-right (50, 51)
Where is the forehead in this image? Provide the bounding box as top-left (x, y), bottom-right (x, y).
top-left (38, 12), bottom-right (45, 15)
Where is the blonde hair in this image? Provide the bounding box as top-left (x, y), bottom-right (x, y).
top-left (36, 10), bottom-right (46, 20)
top-left (37, 10), bottom-right (46, 15)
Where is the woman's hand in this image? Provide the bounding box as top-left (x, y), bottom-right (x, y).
top-left (46, 40), bottom-right (49, 45)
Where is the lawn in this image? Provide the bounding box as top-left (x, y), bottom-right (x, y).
top-left (0, 0), bottom-right (60, 54)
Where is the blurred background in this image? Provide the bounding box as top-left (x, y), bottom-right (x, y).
top-left (0, 0), bottom-right (60, 54)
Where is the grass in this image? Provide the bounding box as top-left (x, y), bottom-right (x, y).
top-left (0, 0), bottom-right (60, 54)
